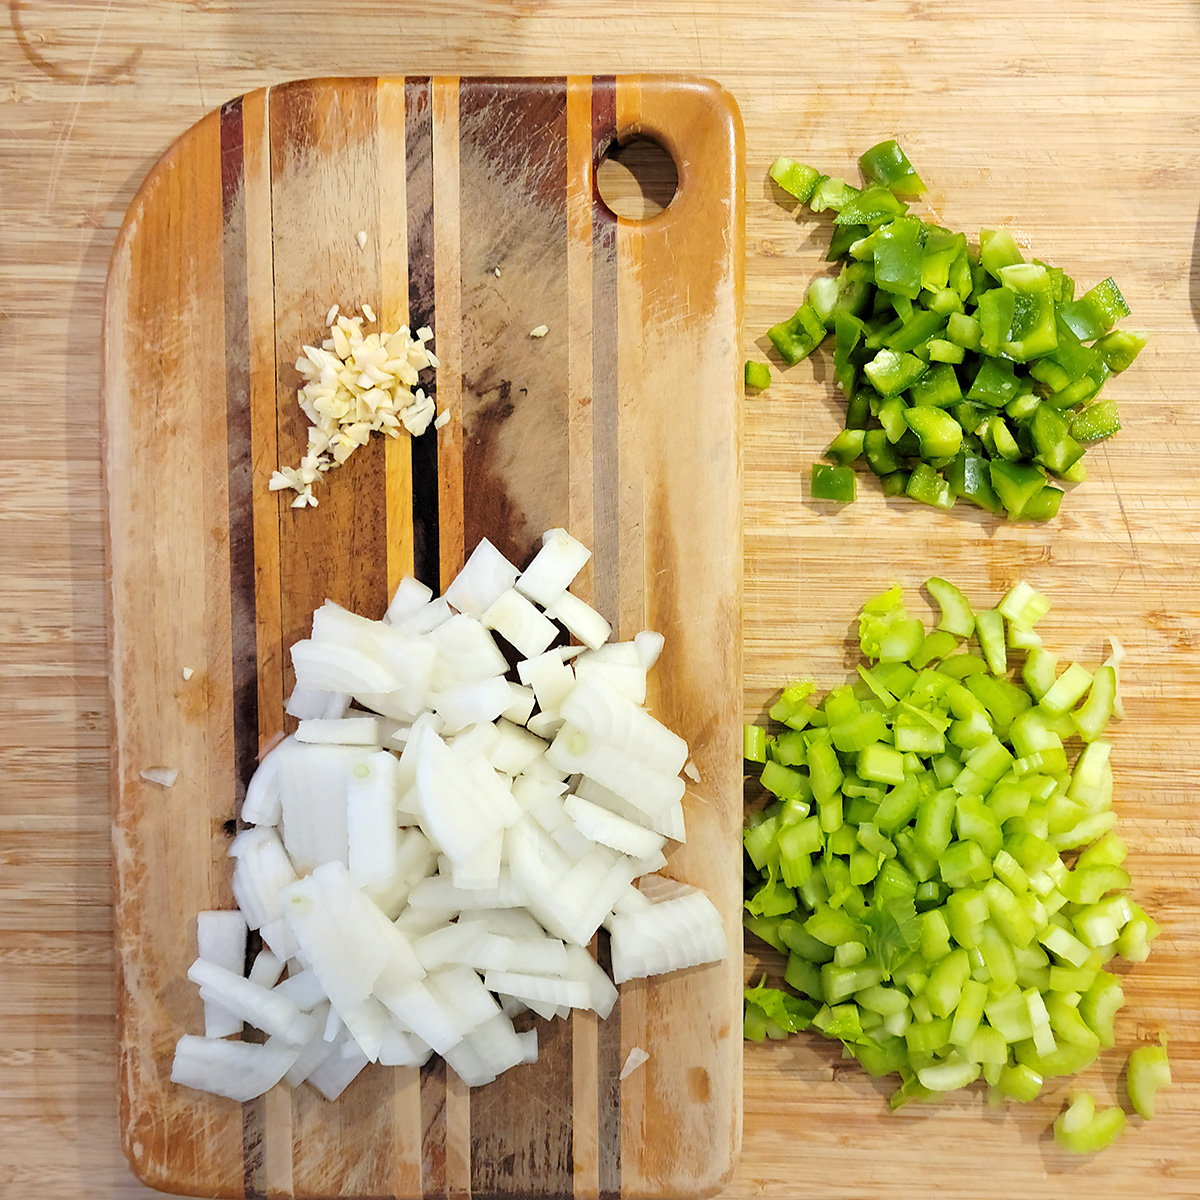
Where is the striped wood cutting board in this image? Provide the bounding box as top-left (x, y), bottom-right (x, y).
top-left (103, 76), bottom-right (744, 1199)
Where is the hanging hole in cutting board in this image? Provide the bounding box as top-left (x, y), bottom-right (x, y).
top-left (596, 134), bottom-right (679, 220)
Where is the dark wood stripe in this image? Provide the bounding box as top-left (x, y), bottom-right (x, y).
top-left (219, 94), bottom-right (269, 1200)
top-left (219, 97), bottom-right (259, 824)
top-left (589, 74), bottom-right (622, 1200)
top-left (405, 78), bottom-right (440, 593)
top-left (455, 77), bottom-right (574, 1200)
top-left (405, 79), bottom-right (451, 1200)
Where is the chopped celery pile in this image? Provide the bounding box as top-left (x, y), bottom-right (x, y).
top-left (743, 578), bottom-right (1167, 1136)
top-left (764, 141), bottom-right (1143, 520)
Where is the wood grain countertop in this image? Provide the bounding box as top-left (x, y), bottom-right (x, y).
top-left (3, 3), bottom-right (1200, 1197)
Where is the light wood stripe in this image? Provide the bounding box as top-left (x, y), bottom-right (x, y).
top-left (379, 76), bottom-right (424, 1200)
top-left (433, 76), bottom-right (465, 593)
top-left (242, 85), bottom-right (294, 1200)
top-left (588, 75), bottom-right (623, 1200)
top-left (379, 77), bottom-right (416, 594)
top-left (612, 78), bottom-right (651, 1200)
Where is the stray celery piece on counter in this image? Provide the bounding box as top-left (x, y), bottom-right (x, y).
top-left (1053, 1093), bottom-right (1126, 1154)
top-left (1126, 1037), bottom-right (1171, 1119)
top-left (745, 360), bottom-right (772, 391)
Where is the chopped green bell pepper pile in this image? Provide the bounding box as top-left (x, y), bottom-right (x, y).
top-left (743, 579), bottom-right (1168, 1145)
top-left (764, 142), bottom-right (1144, 520)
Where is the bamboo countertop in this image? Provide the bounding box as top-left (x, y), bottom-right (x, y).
top-left (3, 3), bottom-right (1200, 1198)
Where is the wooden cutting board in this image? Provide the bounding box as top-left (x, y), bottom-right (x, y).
top-left (103, 75), bottom-right (744, 1200)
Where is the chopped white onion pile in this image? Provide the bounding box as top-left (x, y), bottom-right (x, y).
top-left (171, 528), bottom-right (727, 1102)
top-left (269, 308), bottom-right (440, 508)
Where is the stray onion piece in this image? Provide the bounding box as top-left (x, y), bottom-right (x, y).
top-left (171, 529), bottom-right (726, 1101)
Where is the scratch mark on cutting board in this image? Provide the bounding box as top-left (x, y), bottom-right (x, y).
top-left (10, 0), bottom-right (140, 86)
top-left (36, 0), bottom-right (138, 210)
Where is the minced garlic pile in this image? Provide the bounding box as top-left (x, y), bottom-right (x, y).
top-left (269, 306), bottom-right (439, 508)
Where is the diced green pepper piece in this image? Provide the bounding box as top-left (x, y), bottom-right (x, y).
top-left (979, 228), bottom-right (1024, 279)
top-left (863, 428), bottom-right (904, 476)
top-left (825, 428), bottom-right (866, 466)
top-left (925, 338), bottom-right (965, 364)
top-left (884, 308), bottom-right (946, 354)
top-left (1070, 398), bottom-right (1121, 442)
top-left (744, 360), bottom-right (771, 390)
top-left (1029, 402), bottom-right (1085, 476)
top-left (996, 263), bottom-right (1059, 361)
top-left (1093, 328), bottom-right (1146, 374)
top-left (907, 361), bottom-right (962, 407)
top-left (902, 406), bottom-right (963, 458)
top-left (768, 157), bottom-right (822, 202)
top-left (835, 183), bottom-right (910, 228)
top-left (966, 357), bottom-right (1021, 407)
top-left (1058, 277), bottom-right (1131, 341)
top-left (811, 462), bottom-right (857, 503)
top-left (946, 311), bottom-right (982, 351)
top-left (864, 348), bottom-right (928, 397)
top-left (906, 462), bottom-right (954, 509)
top-left (945, 452), bottom-right (1003, 514)
top-left (808, 175), bottom-right (860, 214)
top-left (769, 302), bottom-right (828, 366)
top-left (989, 460), bottom-right (1048, 520)
top-left (858, 140), bottom-right (927, 196)
top-left (871, 216), bottom-right (926, 300)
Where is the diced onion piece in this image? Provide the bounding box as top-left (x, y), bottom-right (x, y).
top-left (188, 957), bottom-right (319, 1044)
top-left (431, 677), bottom-right (514, 734)
top-left (273, 968), bottom-right (329, 1011)
top-left (389, 595), bottom-right (453, 637)
top-left (429, 614), bottom-right (509, 690)
top-left (248, 949), bottom-right (285, 990)
top-left (346, 750), bottom-right (401, 887)
top-left (543, 590), bottom-right (611, 651)
top-left (443, 539), bottom-right (520, 618)
top-left (564, 793), bottom-right (667, 860)
top-left (515, 528), bottom-right (591, 608)
top-left (172, 1035), bottom-right (300, 1102)
top-left (609, 888), bottom-right (728, 984)
top-left (502, 682), bottom-right (537, 725)
top-left (383, 575), bottom-right (434, 625)
top-left (482, 588), bottom-right (559, 659)
top-left (230, 826), bottom-right (298, 930)
top-left (295, 717), bottom-right (381, 745)
top-left (140, 767), bottom-right (179, 787)
top-left (546, 725), bottom-right (685, 824)
top-left (286, 687), bottom-right (350, 721)
top-left (634, 630), bottom-right (665, 671)
top-left (560, 673), bottom-right (689, 775)
top-left (620, 1046), bottom-right (650, 1080)
top-left (197, 911), bottom-right (248, 1038)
